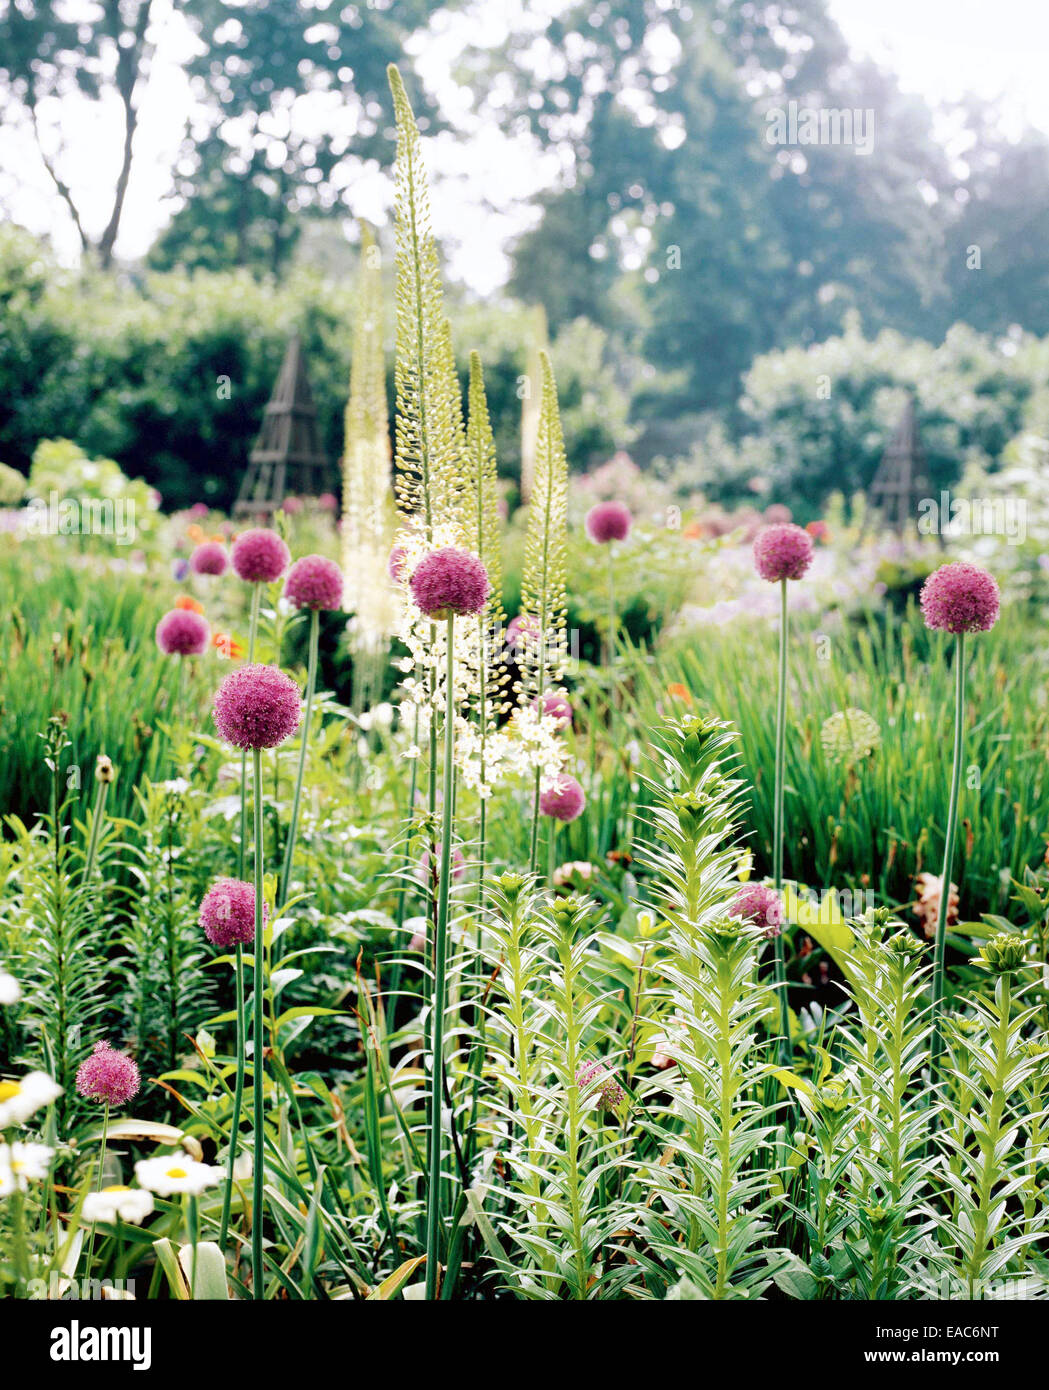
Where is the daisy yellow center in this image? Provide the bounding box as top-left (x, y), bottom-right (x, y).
top-left (0, 1080), bottom-right (22, 1101)
top-left (165, 1167), bottom-right (188, 1180)
top-left (11, 1157), bottom-right (24, 1171)
top-left (103, 1184), bottom-right (131, 1193)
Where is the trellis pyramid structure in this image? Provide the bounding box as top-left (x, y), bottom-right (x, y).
top-left (868, 394), bottom-right (930, 535)
top-left (234, 335), bottom-right (334, 516)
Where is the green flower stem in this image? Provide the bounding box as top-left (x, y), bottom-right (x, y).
top-left (931, 631), bottom-right (965, 1084)
top-left (237, 584), bottom-right (263, 881)
top-left (84, 1100), bottom-right (110, 1276)
top-left (772, 577), bottom-right (789, 1064)
top-left (425, 613), bottom-right (456, 1300)
top-left (607, 545), bottom-right (616, 671)
top-left (278, 606), bottom-right (319, 910)
top-left (529, 767), bottom-right (542, 873)
top-left (251, 745), bottom-right (266, 1300)
top-left (82, 777), bottom-right (109, 883)
top-left (219, 941), bottom-right (246, 1252)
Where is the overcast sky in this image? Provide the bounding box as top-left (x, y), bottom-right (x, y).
top-left (1, 0), bottom-right (1047, 290)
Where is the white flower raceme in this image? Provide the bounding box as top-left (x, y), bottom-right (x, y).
top-left (134, 1156), bottom-right (223, 1197)
top-left (0, 971), bottom-right (21, 1005)
top-left (0, 1140), bottom-right (55, 1191)
top-left (82, 1186), bottom-right (155, 1225)
top-left (0, 1071), bottom-right (62, 1127)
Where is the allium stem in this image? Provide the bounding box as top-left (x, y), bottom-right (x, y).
top-left (278, 606), bottom-right (319, 910)
top-left (83, 778), bottom-right (109, 883)
top-left (219, 941), bottom-right (246, 1252)
top-left (931, 631), bottom-right (966, 1085)
top-left (425, 613), bottom-right (456, 1299)
top-left (251, 745), bottom-right (266, 1300)
top-left (237, 584), bottom-right (263, 881)
top-left (772, 577), bottom-right (789, 1064)
top-left (607, 545), bottom-right (616, 670)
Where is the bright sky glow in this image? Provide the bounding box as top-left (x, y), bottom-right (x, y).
top-left (0, 0), bottom-right (1045, 291)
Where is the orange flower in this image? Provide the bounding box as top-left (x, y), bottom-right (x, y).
top-left (212, 632), bottom-right (244, 660)
top-left (805, 520), bottom-right (829, 541)
top-left (187, 523), bottom-right (205, 542)
top-left (174, 595), bottom-right (205, 614)
top-left (666, 682), bottom-right (693, 705)
top-left (682, 521), bottom-right (703, 540)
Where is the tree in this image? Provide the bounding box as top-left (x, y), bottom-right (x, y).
top-left (0, 0), bottom-right (165, 267)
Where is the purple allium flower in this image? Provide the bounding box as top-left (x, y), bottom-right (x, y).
top-left (539, 774), bottom-right (586, 823)
top-left (199, 877), bottom-right (266, 947)
top-left (920, 562), bottom-right (1000, 635)
top-left (75, 1041), bottom-right (140, 1107)
top-left (409, 546), bottom-right (490, 619)
top-left (317, 492), bottom-right (338, 512)
top-left (190, 541), bottom-right (229, 577)
top-left (388, 545), bottom-right (408, 582)
top-left (729, 883), bottom-right (784, 940)
top-left (585, 500), bottom-right (632, 544)
top-left (763, 503), bottom-right (793, 525)
top-left (284, 554), bottom-right (344, 611)
top-left (575, 1060), bottom-right (624, 1113)
top-left (189, 503), bottom-right (209, 519)
top-left (231, 528), bottom-right (291, 584)
top-left (534, 690), bottom-right (573, 728)
top-left (281, 495), bottom-right (303, 514)
top-left (156, 609), bottom-right (210, 657)
top-left (506, 612), bottom-right (540, 648)
top-left (212, 663), bottom-right (301, 750)
top-left (753, 523), bottom-right (814, 583)
top-left (416, 846), bottom-right (466, 886)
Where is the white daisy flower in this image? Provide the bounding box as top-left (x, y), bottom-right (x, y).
top-left (0, 1140), bottom-right (55, 1188)
top-left (0, 971), bottom-right (21, 1006)
top-left (0, 1071), bottom-right (63, 1127)
top-left (134, 1156), bottom-right (223, 1197)
top-left (82, 1186), bottom-right (155, 1225)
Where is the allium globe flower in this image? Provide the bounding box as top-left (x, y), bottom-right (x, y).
top-left (388, 544), bottom-right (409, 582)
top-left (190, 541), bottom-right (228, 576)
top-left (821, 708), bottom-right (882, 768)
top-left (75, 1041), bottom-right (140, 1107)
top-left (920, 562), bottom-right (1000, 634)
top-left (729, 883), bottom-right (784, 940)
top-left (585, 500), bottom-right (632, 544)
top-left (409, 546), bottom-right (490, 619)
top-left (539, 774), bottom-right (586, 823)
top-left (575, 1060), bottom-right (624, 1113)
top-left (199, 877), bottom-right (266, 947)
top-left (212, 663), bottom-right (301, 749)
top-left (281, 495), bottom-right (303, 515)
top-left (753, 523), bottom-right (814, 582)
top-left (506, 612), bottom-right (540, 649)
top-left (534, 690), bottom-right (573, 728)
top-left (231, 528), bottom-right (291, 584)
top-left (317, 492), bottom-right (338, 513)
top-left (284, 554), bottom-right (344, 611)
top-left (156, 609), bottom-right (209, 657)
top-left (763, 503), bottom-right (793, 525)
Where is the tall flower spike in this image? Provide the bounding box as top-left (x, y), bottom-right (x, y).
top-left (343, 220), bottom-right (396, 649)
top-left (388, 65), bottom-right (464, 542)
top-left (465, 351), bottom-right (508, 708)
top-left (518, 350), bottom-right (569, 707)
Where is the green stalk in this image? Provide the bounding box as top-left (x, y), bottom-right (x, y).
top-left (278, 606), bottom-right (319, 910)
top-left (251, 746), bottom-right (265, 1300)
top-left (82, 779), bottom-right (109, 883)
top-left (237, 584), bottom-right (263, 881)
top-left (931, 631), bottom-right (965, 1084)
top-left (83, 1100), bottom-right (110, 1276)
top-left (425, 613), bottom-right (456, 1300)
top-left (607, 544), bottom-right (616, 671)
top-left (529, 767), bottom-right (542, 872)
top-left (772, 577), bottom-right (789, 1063)
top-left (218, 942), bottom-right (246, 1251)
